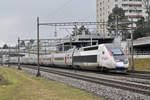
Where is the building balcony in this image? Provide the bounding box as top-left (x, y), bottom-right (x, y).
top-left (122, 4), bottom-right (142, 9)
top-left (122, 1), bottom-right (142, 4)
top-left (126, 15), bottom-right (144, 18)
top-left (125, 11), bottom-right (143, 15)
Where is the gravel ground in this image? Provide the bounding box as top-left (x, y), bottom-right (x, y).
top-left (19, 67), bottom-right (150, 100)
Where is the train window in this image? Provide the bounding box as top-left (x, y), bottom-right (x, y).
top-left (55, 57), bottom-right (64, 60)
top-left (83, 46), bottom-right (98, 51)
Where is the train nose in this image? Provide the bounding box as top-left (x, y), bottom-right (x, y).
top-left (115, 59), bottom-right (129, 69)
top-left (116, 62), bottom-right (125, 69)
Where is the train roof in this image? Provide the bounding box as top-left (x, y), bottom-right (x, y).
top-left (81, 43), bottom-right (120, 48)
top-left (105, 43), bottom-right (121, 48)
top-left (80, 43), bottom-right (121, 51)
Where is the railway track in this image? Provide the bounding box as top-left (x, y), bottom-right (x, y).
top-left (128, 70), bottom-right (150, 74)
top-left (9, 64), bottom-right (150, 80)
top-left (21, 65), bottom-right (150, 96)
top-left (128, 72), bottom-right (150, 80)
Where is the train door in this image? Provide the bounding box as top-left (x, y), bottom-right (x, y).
top-left (66, 49), bottom-right (75, 67)
top-left (66, 53), bottom-right (72, 67)
top-left (50, 55), bottom-right (53, 65)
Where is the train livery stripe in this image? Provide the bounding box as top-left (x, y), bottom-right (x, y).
top-left (65, 56), bottom-right (67, 64)
top-left (50, 57), bottom-right (52, 64)
top-left (105, 46), bottom-right (112, 56)
top-left (73, 55), bottom-right (97, 63)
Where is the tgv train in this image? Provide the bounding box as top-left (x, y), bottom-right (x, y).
top-left (9, 43), bottom-right (129, 72)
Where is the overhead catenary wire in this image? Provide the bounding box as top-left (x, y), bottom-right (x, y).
top-left (43, 0), bottom-right (74, 38)
top-left (47, 0), bottom-right (74, 18)
top-left (43, 0), bottom-right (96, 39)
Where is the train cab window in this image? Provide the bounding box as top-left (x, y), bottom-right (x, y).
top-left (110, 48), bottom-right (124, 56)
top-left (102, 51), bottom-right (105, 55)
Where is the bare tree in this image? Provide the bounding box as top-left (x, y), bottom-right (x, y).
top-left (3, 44), bottom-right (8, 49)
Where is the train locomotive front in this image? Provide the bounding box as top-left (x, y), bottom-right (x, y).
top-left (99, 44), bottom-right (129, 72)
top-left (73, 44), bottom-right (129, 72)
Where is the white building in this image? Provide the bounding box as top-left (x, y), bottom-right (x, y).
top-left (96, 0), bottom-right (147, 37)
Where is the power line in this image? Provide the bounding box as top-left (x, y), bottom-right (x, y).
top-left (48, 0), bottom-right (73, 18)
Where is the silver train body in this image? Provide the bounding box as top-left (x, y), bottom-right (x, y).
top-left (9, 43), bottom-right (129, 72)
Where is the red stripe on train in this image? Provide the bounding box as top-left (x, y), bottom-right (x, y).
top-left (65, 56), bottom-right (67, 64)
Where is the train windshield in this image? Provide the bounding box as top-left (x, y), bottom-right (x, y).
top-left (110, 48), bottom-right (124, 56)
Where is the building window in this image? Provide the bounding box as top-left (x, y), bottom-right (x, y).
top-left (124, 10), bottom-right (128, 13)
top-left (115, 4), bottom-right (118, 7)
top-left (122, 4), bottom-right (128, 7)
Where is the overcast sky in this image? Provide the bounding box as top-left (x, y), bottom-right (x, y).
top-left (0, 0), bottom-right (96, 46)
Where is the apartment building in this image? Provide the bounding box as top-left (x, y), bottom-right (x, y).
top-left (96, 0), bottom-right (147, 38)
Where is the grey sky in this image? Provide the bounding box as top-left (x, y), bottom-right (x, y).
top-left (0, 0), bottom-right (96, 46)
